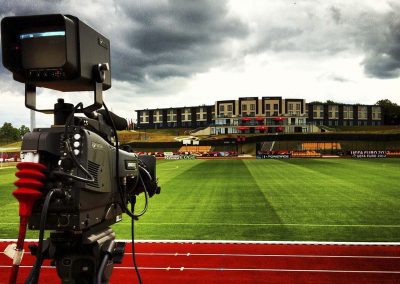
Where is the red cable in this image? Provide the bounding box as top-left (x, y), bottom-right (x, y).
top-left (8, 162), bottom-right (46, 284)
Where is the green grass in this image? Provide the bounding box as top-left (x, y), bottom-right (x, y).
top-left (1, 159), bottom-right (400, 241)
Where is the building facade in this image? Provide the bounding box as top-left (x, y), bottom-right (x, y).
top-left (136, 97), bottom-right (382, 134)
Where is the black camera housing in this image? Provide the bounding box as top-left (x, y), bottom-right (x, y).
top-left (1, 14), bottom-right (111, 92)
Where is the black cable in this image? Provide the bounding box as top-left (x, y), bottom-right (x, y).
top-left (133, 174), bottom-right (149, 218)
top-left (102, 102), bottom-right (146, 283)
top-left (131, 201), bottom-right (142, 284)
top-left (97, 254), bottom-right (110, 284)
top-left (102, 102), bottom-right (136, 219)
top-left (63, 103), bottom-right (83, 139)
top-left (25, 190), bottom-right (56, 284)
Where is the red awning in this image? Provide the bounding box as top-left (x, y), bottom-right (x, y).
top-left (241, 117), bottom-right (252, 121)
top-left (276, 126), bottom-right (284, 132)
top-left (255, 126), bottom-right (267, 130)
top-left (273, 117), bottom-right (285, 121)
top-left (238, 126), bottom-right (249, 131)
top-left (255, 117), bottom-right (264, 121)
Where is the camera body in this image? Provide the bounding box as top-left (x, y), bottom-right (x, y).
top-left (1, 14), bottom-right (111, 91)
top-left (22, 123), bottom-right (138, 231)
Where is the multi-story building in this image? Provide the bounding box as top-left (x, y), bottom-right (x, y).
top-left (136, 105), bottom-right (214, 130)
top-left (306, 103), bottom-right (382, 127)
top-left (136, 97), bottom-right (382, 134)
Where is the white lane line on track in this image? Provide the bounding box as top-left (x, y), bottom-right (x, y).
top-left (1, 239), bottom-right (400, 246)
top-left (2, 265), bottom-right (400, 274)
top-left (131, 252), bottom-right (400, 259)
top-left (2, 252), bottom-right (399, 259)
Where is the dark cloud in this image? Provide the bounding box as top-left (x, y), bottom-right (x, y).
top-left (1, 0), bottom-right (399, 84)
top-left (0, 0), bottom-right (249, 84)
top-left (112, 0), bottom-right (249, 82)
top-left (360, 5), bottom-right (400, 79)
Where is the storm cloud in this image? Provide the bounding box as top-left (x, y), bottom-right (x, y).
top-left (0, 0), bottom-right (249, 84)
top-left (1, 0), bottom-right (400, 128)
top-left (111, 0), bottom-right (249, 82)
top-left (360, 4), bottom-right (400, 79)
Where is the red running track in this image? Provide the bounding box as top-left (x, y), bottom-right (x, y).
top-left (1, 241), bottom-right (400, 284)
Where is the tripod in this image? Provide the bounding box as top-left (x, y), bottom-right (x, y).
top-left (28, 227), bottom-right (125, 284)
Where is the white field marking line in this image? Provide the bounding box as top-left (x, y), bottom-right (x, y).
top-left (106, 222), bottom-right (400, 228)
top-left (1, 265), bottom-right (400, 274)
top-left (131, 252), bottom-right (400, 259)
top-left (2, 222), bottom-right (400, 228)
top-left (1, 239), bottom-right (400, 246)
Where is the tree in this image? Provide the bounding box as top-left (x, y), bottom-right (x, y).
top-left (376, 99), bottom-right (400, 125)
top-left (19, 125), bottom-right (30, 137)
top-left (325, 100), bottom-right (342, 105)
top-left (0, 122), bottom-right (20, 142)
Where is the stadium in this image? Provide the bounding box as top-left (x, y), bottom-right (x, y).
top-left (1, 2), bottom-right (400, 284)
top-left (1, 129), bottom-right (400, 283)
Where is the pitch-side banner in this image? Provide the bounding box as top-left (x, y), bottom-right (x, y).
top-left (350, 151), bottom-right (388, 158)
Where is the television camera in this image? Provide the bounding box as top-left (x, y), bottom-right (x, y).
top-left (1, 14), bottom-right (160, 284)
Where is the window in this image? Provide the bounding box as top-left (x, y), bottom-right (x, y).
top-left (296, 104), bottom-right (300, 110)
top-left (188, 114), bottom-right (191, 120)
top-left (265, 104), bottom-right (271, 110)
top-left (266, 111), bottom-right (270, 116)
top-left (219, 105), bottom-right (224, 112)
top-left (202, 113), bottom-right (207, 119)
top-left (289, 104), bottom-right (293, 110)
top-left (250, 104), bottom-right (255, 111)
top-left (242, 104), bottom-right (247, 111)
top-left (313, 111), bottom-right (318, 117)
top-left (196, 114), bottom-right (200, 120)
top-left (274, 104), bottom-right (279, 110)
top-left (227, 105), bottom-right (233, 111)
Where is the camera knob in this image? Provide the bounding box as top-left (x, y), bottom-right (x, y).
top-left (60, 158), bottom-right (74, 171)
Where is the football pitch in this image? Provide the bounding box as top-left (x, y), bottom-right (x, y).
top-left (0, 158), bottom-right (399, 242)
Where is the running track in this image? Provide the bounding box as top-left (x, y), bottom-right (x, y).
top-left (1, 240), bottom-right (400, 283)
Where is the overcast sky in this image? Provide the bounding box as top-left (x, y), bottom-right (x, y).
top-left (0, 0), bottom-right (399, 128)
